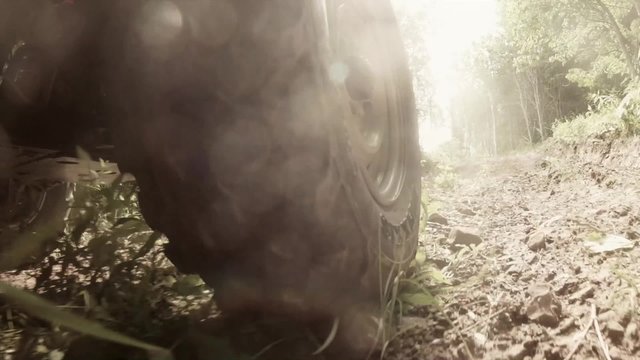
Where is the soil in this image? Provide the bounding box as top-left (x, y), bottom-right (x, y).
top-left (387, 137), bottom-right (640, 360)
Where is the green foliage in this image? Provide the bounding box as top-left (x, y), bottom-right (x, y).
top-left (0, 179), bottom-right (214, 358)
top-left (553, 81), bottom-right (640, 141)
top-left (617, 83), bottom-right (640, 134)
top-left (395, 250), bottom-right (449, 313)
top-left (433, 164), bottom-right (457, 190)
top-left (392, 0), bottom-right (436, 124)
top-left (457, 0), bottom-right (639, 153)
top-left (0, 282), bottom-right (172, 359)
top-left (552, 108), bottom-right (624, 142)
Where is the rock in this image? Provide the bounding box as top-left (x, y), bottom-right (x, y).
top-left (427, 212), bottom-right (448, 225)
top-left (606, 320), bottom-right (625, 344)
top-left (607, 346), bottom-right (623, 360)
top-left (448, 227), bottom-right (483, 246)
top-left (526, 284), bottom-right (562, 328)
top-left (544, 271), bottom-right (556, 282)
top-left (555, 279), bottom-right (579, 296)
top-left (527, 231), bottom-right (547, 251)
top-left (597, 309), bottom-right (617, 323)
top-left (569, 285), bottom-right (594, 303)
top-left (506, 344), bottom-right (527, 360)
top-left (554, 318), bottom-right (576, 335)
top-left (594, 269), bottom-right (613, 284)
top-left (523, 339), bottom-right (538, 352)
top-left (626, 230), bottom-right (639, 240)
top-left (472, 332), bottom-right (488, 348)
top-left (492, 312), bottom-right (513, 332)
top-left (537, 160), bottom-right (550, 169)
top-left (543, 346), bottom-right (564, 360)
top-left (623, 322), bottom-right (638, 350)
top-left (610, 205), bottom-right (630, 217)
top-left (457, 207), bottom-right (476, 216)
top-left (505, 340), bottom-right (536, 360)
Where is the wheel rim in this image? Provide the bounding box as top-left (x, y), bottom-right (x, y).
top-left (331, 1), bottom-right (407, 207)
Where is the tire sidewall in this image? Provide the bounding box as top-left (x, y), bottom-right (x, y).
top-left (312, 0), bottom-right (421, 290)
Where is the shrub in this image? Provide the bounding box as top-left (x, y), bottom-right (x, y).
top-left (552, 108), bottom-right (624, 142)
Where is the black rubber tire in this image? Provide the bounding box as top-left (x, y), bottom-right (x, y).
top-left (104, 0), bottom-right (419, 327)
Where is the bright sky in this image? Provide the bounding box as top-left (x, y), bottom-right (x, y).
top-left (396, 0), bottom-right (500, 151)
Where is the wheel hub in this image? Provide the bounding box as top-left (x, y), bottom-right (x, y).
top-left (332, 1), bottom-right (407, 206)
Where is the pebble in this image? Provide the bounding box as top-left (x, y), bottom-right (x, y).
top-left (525, 284), bottom-right (562, 328)
top-left (526, 230), bottom-right (547, 251)
top-left (448, 227), bottom-right (483, 246)
top-left (427, 212), bottom-right (449, 225)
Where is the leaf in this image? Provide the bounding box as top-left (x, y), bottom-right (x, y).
top-left (81, 290), bottom-right (98, 312)
top-left (87, 236), bottom-right (111, 254)
top-left (49, 350), bottom-right (65, 360)
top-left (0, 282), bottom-right (172, 359)
top-left (114, 217), bottom-right (143, 227)
top-left (0, 219), bottom-right (62, 271)
top-left (399, 278), bottom-right (424, 293)
top-left (399, 291), bottom-right (438, 307)
top-left (75, 146), bottom-right (92, 162)
top-left (583, 234), bottom-right (634, 253)
top-left (585, 231), bottom-right (605, 242)
top-left (156, 275), bottom-right (177, 289)
top-left (414, 251), bottom-right (427, 266)
top-left (417, 267), bottom-right (450, 285)
top-left (111, 222), bottom-right (147, 240)
top-left (172, 275), bottom-right (205, 296)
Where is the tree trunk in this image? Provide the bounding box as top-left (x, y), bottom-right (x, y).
top-left (507, 104), bottom-right (515, 151)
top-left (526, 69), bottom-right (545, 141)
top-left (488, 92), bottom-right (498, 156)
top-left (514, 72), bottom-right (533, 144)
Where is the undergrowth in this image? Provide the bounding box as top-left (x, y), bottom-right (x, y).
top-left (0, 175), bottom-right (445, 360)
top-left (553, 85), bottom-right (640, 142)
top-left (0, 178), bottom-right (215, 360)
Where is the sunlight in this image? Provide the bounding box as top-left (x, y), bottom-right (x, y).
top-left (428, 0), bottom-right (499, 152)
top-left (395, 0), bottom-right (499, 152)
top-left (429, 0), bottom-right (499, 106)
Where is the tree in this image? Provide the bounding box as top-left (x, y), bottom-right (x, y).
top-left (393, 0), bottom-right (437, 124)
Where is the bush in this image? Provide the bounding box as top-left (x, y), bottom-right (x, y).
top-left (552, 108), bottom-right (625, 142)
top-left (553, 85), bottom-right (640, 142)
top-left (0, 179), bottom-right (213, 359)
top-left (616, 84), bottom-right (640, 135)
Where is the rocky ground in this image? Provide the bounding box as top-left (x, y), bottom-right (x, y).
top-left (388, 137), bottom-right (640, 360)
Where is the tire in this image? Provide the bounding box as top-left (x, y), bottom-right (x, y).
top-left (105, 0), bottom-right (419, 341)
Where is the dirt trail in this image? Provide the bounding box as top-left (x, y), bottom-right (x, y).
top-left (389, 139), bottom-right (640, 360)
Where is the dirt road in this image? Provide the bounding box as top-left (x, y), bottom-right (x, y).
top-left (388, 138), bottom-right (640, 360)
